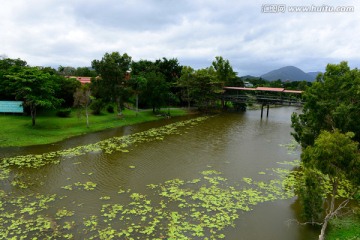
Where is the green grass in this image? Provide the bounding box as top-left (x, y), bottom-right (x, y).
top-left (326, 214), bottom-right (360, 240)
top-left (0, 108), bottom-right (187, 147)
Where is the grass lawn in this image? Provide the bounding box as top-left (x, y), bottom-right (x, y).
top-left (0, 108), bottom-right (187, 147)
top-left (326, 214), bottom-right (360, 240)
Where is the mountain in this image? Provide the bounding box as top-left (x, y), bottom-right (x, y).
top-left (260, 66), bottom-right (318, 82)
top-left (306, 71), bottom-right (321, 80)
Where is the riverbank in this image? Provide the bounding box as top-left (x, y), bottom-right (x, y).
top-left (326, 214), bottom-right (360, 240)
top-left (0, 108), bottom-right (188, 147)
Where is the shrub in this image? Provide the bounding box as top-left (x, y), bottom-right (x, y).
top-left (56, 108), bottom-right (72, 118)
top-left (106, 105), bottom-right (114, 113)
top-left (90, 99), bottom-right (105, 115)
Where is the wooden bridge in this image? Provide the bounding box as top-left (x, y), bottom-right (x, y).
top-left (222, 87), bottom-right (303, 118)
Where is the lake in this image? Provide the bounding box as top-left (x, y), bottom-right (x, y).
top-left (0, 106), bottom-right (319, 239)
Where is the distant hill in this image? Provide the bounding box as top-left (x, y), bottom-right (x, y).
top-left (306, 71), bottom-right (321, 80)
top-left (260, 66), bottom-right (318, 82)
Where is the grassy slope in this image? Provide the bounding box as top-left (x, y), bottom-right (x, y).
top-left (0, 108), bottom-right (187, 147)
top-left (326, 214), bottom-right (360, 240)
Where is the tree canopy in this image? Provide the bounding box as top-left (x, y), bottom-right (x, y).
top-left (291, 62), bottom-right (360, 239)
top-left (91, 52), bottom-right (132, 115)
top-left (291, 61), bottom-right (360, 148)
top-left (5, 66), bottom-right (63, 125)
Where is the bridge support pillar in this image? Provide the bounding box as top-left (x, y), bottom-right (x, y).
top-left (261, 104), bottom-right (270, 118)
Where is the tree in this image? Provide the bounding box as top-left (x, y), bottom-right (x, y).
top-left (128, 75), bottom-right (147, 115)
top-left (291, 62), bottom-right (360, 148)
top-left (155, 57), bottom-right (182, 84)
top-left (57, 66), bottom-right (76, 76)
top-left (177, 66), bottom-right (195, 108)
top-left (301, 130), bottom-right (360, 240)
top-left (211, 56), bottom-right (237, 86)
top-left (91, 52), bottom-right (132, 115)
top-left (73, 84), bottom-right (91, 127)
top-left (141, 71), bottom-right (168, 113)
top-left (6, 67), bottom-right (62, 126)
top-left (291, 62), bottom-right (360, 238)
top-left (0, 58), bottom-right (27, 100)
top-left (57, 77), bottom-right (81, 107)
top-left (190, 67), bottom-right (222, 111)
top-left (75, 67), bottom-right (97, 77)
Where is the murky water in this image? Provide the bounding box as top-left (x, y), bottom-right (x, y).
top-left (0, 107), bottom-right (319, 239)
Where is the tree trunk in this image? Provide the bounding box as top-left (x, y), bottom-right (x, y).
top-left (136, 94), bottom-right (139, 116)
top-left (116, 96), bottom-right (122, 116)
top-left (30, 104), bottom-right (36, 126)
top-left (85, 105), bottom-right (89, 128)
top-left (319, 179), bottom-right (337, 240)
top-left (187, 87), bottom-right (190, 109)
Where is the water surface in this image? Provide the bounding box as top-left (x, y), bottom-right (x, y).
top-left (0, 107), bottom-right (319, 239)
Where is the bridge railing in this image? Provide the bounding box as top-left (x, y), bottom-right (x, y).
top-left (222, 94), bottom-right (304, 106)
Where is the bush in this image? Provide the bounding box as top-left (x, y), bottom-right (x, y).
top-left (56, 108), bottom-right (72, 118)
top-left (90, 99), bottom-right (105, 115)
top-left (106, 105), bottom-right (114, 113)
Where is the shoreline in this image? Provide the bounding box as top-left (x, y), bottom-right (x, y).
top-left (0, 108), bottom-right (195, 148)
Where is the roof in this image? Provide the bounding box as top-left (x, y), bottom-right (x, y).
top-left (255, 87), bottom-right (284, 92)
top-left (67, 76), bottom-right (92, 84)
top-left (223, 86), bottom-right (303, 94)
top-left (283, 90), bottom-right (303, 94)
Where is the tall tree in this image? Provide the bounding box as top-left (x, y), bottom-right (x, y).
top-left (177, 66), bottom-right (195, 108)
top-left (291, 61), bottom-right (360, 148)
top-left (141, 71), bottom-right (168, 113)
top-left (0, 58), bottom-right (27, 100)
top-left (57, 66), bottom-right (76, 76)
top-left (73, 84), bottom-right (91, 127)
top-left (75, 67), bottom-right (97, 77)
top-left (56, 77), bottom-right (81, 107)
top-left (301, 130), bottom-right (360, 240)
top-left (128, 75), bottom-right (147, 115)
top-left (155, 58), bottom-right (182, 84)
top-left (211, 56), bottom-right (237, 86)
top-left (91, 52), bottom-right (132, 115)
top-left (190, 67), bottom-right (222, 111)
top-left (6, 67), bottom-right (62, 126)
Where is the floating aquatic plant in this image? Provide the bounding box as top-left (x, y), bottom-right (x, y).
top-left (0, 116), bottom-right (210, 169)
top-left (0, 161), bottom-right (302, 239)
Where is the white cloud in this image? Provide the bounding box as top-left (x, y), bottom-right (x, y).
top-left (1, 0), bottom-right (359, 75)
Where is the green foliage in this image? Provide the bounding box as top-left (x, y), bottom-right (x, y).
top-left (90, 99), bottom-right (105, 115)
top-left (91, 52), bottom-right (132, 114)
top-left (0, 58), bottom-right (27, 100)
top-left (57, 77), bottom-right (81, 107)
top-left (141, 71), bottom-right (169, 112)
top-left (56, 108), bottom-right (72, 118)
top-left (302, 130), bottom-right (360, 185)
top-left (296, 169), bottom-right (324, 222)
top-left (292, 61), bottom-right (360, 147)
top-left (106, 105), bottom-right (114, 113)
top-left (212, 56), bottom-right (238, 87)
top-left (5, 66), bottom-right (63, 125)
top-left (326, 215), bottom-right (360, 240)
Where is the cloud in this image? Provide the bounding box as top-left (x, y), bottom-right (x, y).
top-left (1, 0), bottom-right (359, 76)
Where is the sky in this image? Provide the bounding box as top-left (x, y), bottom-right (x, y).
top-left (1, 0), bottom-right (359, 76)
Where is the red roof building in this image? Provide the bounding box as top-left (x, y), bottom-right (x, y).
top-left (67, 76), bottom-right (92, 84)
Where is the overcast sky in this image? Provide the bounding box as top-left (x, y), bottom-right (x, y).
top-left (1, 0), bottom-right (359, 76)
